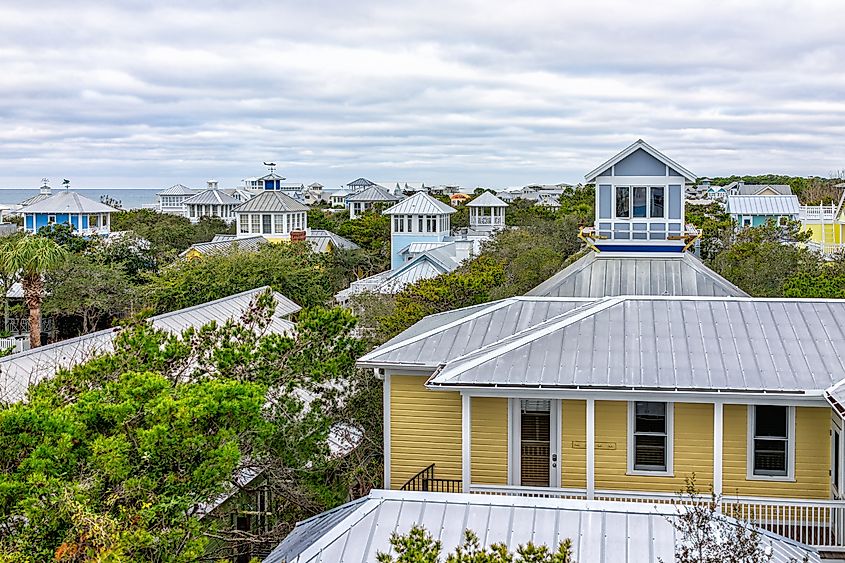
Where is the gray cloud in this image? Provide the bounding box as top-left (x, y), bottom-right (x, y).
top-left (0, 0), bottom-right (843, 189)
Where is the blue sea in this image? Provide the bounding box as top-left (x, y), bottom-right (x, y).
top-left (0, 188), bottom-right (159, 210)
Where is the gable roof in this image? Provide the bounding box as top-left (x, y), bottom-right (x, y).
top-left (346, 184), bottom-right (401, 203)
top-left (0, 287), bottom-right (300, 403)
top-left (726, 195), bottom-right (800, 215)
top-left (527, 252), bottom-right (748, 298)
top-left (157, 184), bottom-right (198, 196)
top-left (306, 229), bottom-right (359, 253)
top-left (466, 190), bottom-right (508, 207)
top-left (182, 189), bottom-right (241, 206)
top-left (733, 184), bottom-right (793, 196)
top-left (263, 489), bottom-right (818, 563)
top-left (233, 190), bottom-right (309, 213)
top-left (426, 296), bottom-right (845, 396)
top-left (346, 177), bottom-right (377, 188)
top-left (19, 191), bottom-right (118, 214)
top-left (383, 192), bottom-right (455, 215)
top-left (584, 139), bottom-right (696, 183)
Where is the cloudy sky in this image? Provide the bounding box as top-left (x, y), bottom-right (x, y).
top-left (0, 0), bottom-right (843, 189)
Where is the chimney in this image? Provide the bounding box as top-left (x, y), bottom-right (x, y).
top-left (454, 239), bottom-right (475, 261)
top-left (290, 230), bottom-right (307, 242)
top-left (207, 180), bottom-right (219, 190)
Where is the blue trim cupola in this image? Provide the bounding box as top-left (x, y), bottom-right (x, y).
top-left (583, 140), bottom-right (698, 253)
top-left (383, 193), bottom-right (456, 269)
top-left (258, 162), bottom-right (286, 190)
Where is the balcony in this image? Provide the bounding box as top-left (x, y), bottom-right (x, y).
top-left (471, 216), bottom-right (505, 226)
top-left (800, 205), bottom-right (838, 221)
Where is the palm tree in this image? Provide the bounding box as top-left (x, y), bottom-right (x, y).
top-left (5, 235), bottom-right (67, 348)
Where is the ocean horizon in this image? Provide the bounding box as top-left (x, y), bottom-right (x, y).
top-left (0, 188), bottom-right (160, 210)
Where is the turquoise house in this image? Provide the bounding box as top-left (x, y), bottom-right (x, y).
top-left (725, 194), bottom-right (800, 228)
top-left (19, 191), bottom-right (117, 236)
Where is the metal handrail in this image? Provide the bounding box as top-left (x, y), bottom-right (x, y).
top-left (401, 464), bottom-right (461, 493)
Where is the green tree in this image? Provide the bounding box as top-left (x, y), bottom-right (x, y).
top-left (111, 210), bottom-right (233, 259)
top-left (35, 223), bottom-right (90, 253)
top-left (5, 235), bottom-right (68, 347)
top-left (87, 232), bottom-right (157, 280)
top-left (377, 526), bottom-right (575, 563)
top-left (0, 234), bottom-right (22, 331)
top-left (0, 292), bottom-right (373, 561)
top-left (144, 243), bottom-right (335, 312)
top-left (44, 254), bottom-right (136, 334)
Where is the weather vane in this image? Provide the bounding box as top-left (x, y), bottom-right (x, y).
top-left (263, 161), bottom-right (276, 175)
top-left (62, 178), bottom-right (70, 190)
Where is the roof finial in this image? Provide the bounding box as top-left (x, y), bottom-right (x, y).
top-left (263, 161), bottom-right (277, 175)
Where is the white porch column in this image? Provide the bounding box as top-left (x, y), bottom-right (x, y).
top-left (383, 372), bottom-right (391, 489)
top-left (714, 401), bottom-right (724, 503)
top-left (462, 393), bottom-right (471, 493)
top-left (586, 398), bottom-right (595, 500)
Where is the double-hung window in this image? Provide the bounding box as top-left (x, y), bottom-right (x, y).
top-left (251, 214), bottom-right (261, 234)
top-left (749, 405), bottom-right (793, 479)
top-left (628, 402), bottom-right (672, 474)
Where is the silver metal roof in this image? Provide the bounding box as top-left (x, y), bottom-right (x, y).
top-left (182, 189), bottom-right (241, 206)
top-left (0, 287), bottom-right (300, 403)
top-left (234, 190), bottom-right (309, 213)
top-left (18, 191), bottom-right (117, 214)
top-left (264, 490), bottom-right (818, 563)
top-left (157, 184), bottom-right (198, 196)
top-left (345, 184), bottom-right (400, 203)
top-left (360, 297), bottom-right (594, 368)
top-left (307, 229), bottom-right (359, 253)
top-left (179, 235), bottom-right (267, 257)
top-left (429, 296), bottom-right (845, 394)
top-left (527, 252), bottom-right (748, 298)
top-left (726, 195), bottom-right (800, 215)
top-left (383, 192), bottom-right (455, 215)
top-left (466, 190), bottom-right (508, 207)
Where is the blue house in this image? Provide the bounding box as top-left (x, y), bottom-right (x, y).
top-left (18, 191), bottom-right (117, 236)
top-left (584, 139), bottom-right (697, 252)
top-left (726, 194), bottom-right (800, 228)
top-left (383, 192), bottom-right (455, 269)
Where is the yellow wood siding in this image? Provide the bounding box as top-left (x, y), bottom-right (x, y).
top-left (389, 375), bottom-right (461, 490)
top-left (562, 400), bottom-right (586, 488)
top-left (471, 397), bottom-right (508, 485)
top-left (592, 401), bottom-right (714, 492)
top-left (723, 405), bottom-right (829, 499)
top-left (803, 222), bottom-right (844, 244)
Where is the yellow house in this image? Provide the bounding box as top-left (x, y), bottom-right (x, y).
top-left (801, 191), bottom-right (845, 252)
top-left (359, 294), bottom-right (845, 551)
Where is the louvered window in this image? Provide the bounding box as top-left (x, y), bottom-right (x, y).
top-left (633, 402), bottom-right (668, 472)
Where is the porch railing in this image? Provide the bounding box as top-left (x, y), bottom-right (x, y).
top-left (470, 484), bottom-right (845, 551)
top-left (401, 464), bottom-right (462, 493)
top-left (0, 336), bottom-right (29, 354)
top-left (800, 205), bottom-right (838, 221)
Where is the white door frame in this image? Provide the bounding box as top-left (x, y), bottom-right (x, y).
top-left (832, 414), bottom-right (843, 500)
top-left (508, 398), bottom-right (561, 487)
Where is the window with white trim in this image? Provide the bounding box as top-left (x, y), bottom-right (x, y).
top-left (749, 405), bottom-right (793, 478)
top-left (628, 401), bottom-right (673, 474)
top-left (251, 214), bottom-right (260, 233)
top-left (239, 215), bottom-right (249, 234)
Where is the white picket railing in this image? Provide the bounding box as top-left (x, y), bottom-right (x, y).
top-left (0, 336), bottom-right (29, 354)
top-left (800, 205), bottom-right (838, 221)
top-left (470, 484), bottom-right (845, 551)
top-left (805, 241), bottom-right (845, 257)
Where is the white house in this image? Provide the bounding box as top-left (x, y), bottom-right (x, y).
top-left (182, 181), bottom-right (241, 224)
top-left (346, 184), bottom-right (401, 219)
top-left (383, 193), bottom-right (455, 269)
top-left (466, 190), bottom-right (508, 233)
top-left (156, 184), bottom-right (198, 215)
top-left (234, 191), bottom-right (310, 241)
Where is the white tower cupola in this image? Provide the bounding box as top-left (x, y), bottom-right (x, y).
top-left (466, 191), bottom-right (508, 232)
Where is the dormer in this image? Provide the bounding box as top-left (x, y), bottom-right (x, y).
top-left (383, 193), bottom-right (455, 269)
top-left (466, 191), bottom-right (508, 232)
top-left (584, 139), bottom-right (697, 252)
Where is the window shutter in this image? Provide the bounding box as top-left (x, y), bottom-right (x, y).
top-left (598, 184), bottom-right (612, 219)
top-left (668, 185), bottom-right (682, 220)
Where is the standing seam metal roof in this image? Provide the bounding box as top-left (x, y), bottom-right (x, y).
top-left (466, 190), bottom-right (509, 207)
top-left (232, 191), bottom-right (309, 213)
top-left (527, 252), bottom-right (748, 298)
top-left (428, 296), bottom-right (845, 394)
top-left (346, 185), bottom-right (400, 203)
top-left (18, 191), bottom-right (118, 214)
top-left (182, 189), bottom-right (242, 206)
top-left (383, 192), bottom-right (456, 215)
top-left (263, 489), bottom-right (818, 563)
top-left (726, 195), bottom-right (800, 215)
